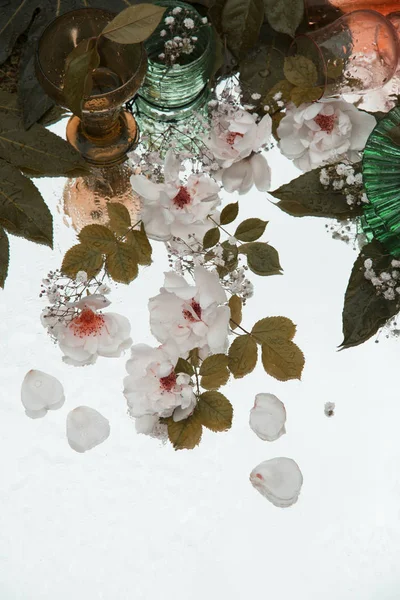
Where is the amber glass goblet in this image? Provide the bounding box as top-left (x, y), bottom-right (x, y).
top-left (304, 0), bottom-right (400, 26)
top-left (35, 8), bottom-right (147, 166)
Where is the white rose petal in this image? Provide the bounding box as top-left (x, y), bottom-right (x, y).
top-left (66, 406), bottom-right (110, 453)
top-left (250, 457), bottom-right (303, 508)
top-left (249, 393), bottom-right (286, 441)
top-left (21, 370), bottom-right (65, 419)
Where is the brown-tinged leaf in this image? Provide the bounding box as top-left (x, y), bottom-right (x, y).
top-left (125, 226), bottom-right (152, 266)
top-left (189, 348), bottom-right (200, 368)
top-left (239, 242), bottom-right (282, 276)
top-left (106, 241), bottom-right (138, 283)
top-left (167, 411), bottom-right (203, 450)
top-left (201, 369), bottom-right (230, 391)
top-left (290, 86), bottom-right (323, 106)
top-left (261, 339), bottom-right (304, 381)
top-left (263, 0), bottom-right (304, 38)
top-left (175, 358), bottom-right (194, 376)
top-left (326, 57), bottom-right (344, 80)
top-left (61, 244), bottom-right (103, 279)
top-left (101, 4), bottom-right (166, 44)
top-left (228, 334), bottom-right (258, 378)
top-left (107, 202), bottom-right (132, 234)
top-left (229, 295), bottom-right (242, 330)
top-left (0, 225), bottom-right (9, 288)
top-left (203, 227), bottom-right (220, 249)
top-left (198, 391), bottom-right (233, 432)
top-left (220, 202), bottom-right (239, 225)
top-left (78, 224), bottom-right (117, 254)
top-left (0, 159), bottom-right (52, 247)
top-left (284, 55), bottom-right (318, 88)
top-left (64, 43), bottom-right (100, 118)
top-left (235, 218), bottom-right (267, 242)
top-left (222, 0), bottom-right (264, 58)
top-left (251, 316), bottom-right (296, 344)
top-left (0, 91), bottom-right (19, 114)
top-left (199, 354), bottom-right (229, 375)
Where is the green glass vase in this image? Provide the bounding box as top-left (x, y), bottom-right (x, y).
top-left (136, 0), bottom-right (215, 120)
top-left (362, 106), bottom-right (400, 257)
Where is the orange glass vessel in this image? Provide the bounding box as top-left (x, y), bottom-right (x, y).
top-left (304, 0), bottom-right (400, 25)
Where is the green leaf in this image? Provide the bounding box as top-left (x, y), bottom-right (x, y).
top-left (326, 57), bottom-right (344, 80)
top-left (220, 202), bottom-right (239, 225)
top-left (0, 225), bottom-right (9, 288)
top-left (126, 226), bottom-right (152, 266)
top-left (198, 391), bottom-right (233, 432)
top-left (0, 91), bottom-right (19, 114)
top-left (284, 55), bottom-right (318, 88)
top-left (203, 227), bottom-right (220, 249)
top-left (261, 339), bottom-right (304, 381)
top-left (201, 369), bottom-right (230, 391)
top-left (263, 0), bottom-right (304, 37)
top-left (61, 244), bottom-right (103, 279)
top-left (341, 240), bottom-right (399, 349)
top-left (290, 86), bottom-right (323, 106)
top-left (101, 4), bottom-right (166, 44)
top-left (0, 0), bottom-right (41, 64)
top-left (106, 241), bottom-right (138, 283)
top-left (107, 202), bottom-right (132, 234)
top-left (235, 218), bottom-right (267, 242)
top-left (239, 242), bottom-right (282, 276)
top-left (263, 79), bottom-right (294, 109)
top-left (167, 411), bottom-right (203, 450)
top-left (271, 168), bottom-right (364, 219)
top-left (228, 334), bottom-right (258, 379)
top-left (64, 42), bottom-right (100, 118)
top-left (222, 0), bottom-right (264, 58)
top-left (0, 159), bottom-right (52, 247)
top-left (175, 358), bottom-right (194, 376)
top-left (252, 316), bottom-right (296, 344)
top-left (229, 295), bottom-right (242, 330)
top-left (78, 224), bottom-right (117, 254)
top-left (199, 354), bottom-right (229, 375)
top-left (240, 44), bottom-right (285, 101)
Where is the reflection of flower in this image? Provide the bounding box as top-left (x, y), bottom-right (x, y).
top-left (131, 150), bottom-right (220, 242)
top-left (278, 100), bottom-right (376, 171)
top-left (250, 457), bottom-right (303, 508)
top-left (123, 342), bottom-right (196, 423)
top-left (149, 267), bottom-right (230, 355)
top-left (249, 393), bottom-right (286, 441)
top-left (48, 294), bottom-right (132, 367)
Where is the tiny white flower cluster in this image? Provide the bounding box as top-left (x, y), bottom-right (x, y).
top-left (320, 163), bottom-right (368, 207)
top-left (364, 257), bottom-right (400, 301)
top-left (157, 7), bottom-right (209, 67)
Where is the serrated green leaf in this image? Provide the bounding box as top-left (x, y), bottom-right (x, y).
top-left (261, 339), bottom-right (304, 381)
top-left (106, 241), bottom-right (138, 283)
top-left (222, 0), bottom-right (264, 58)
top-left (125, 226), bottom-right (152, 266)
top-left (106, 202), bottom-right (132, 234)
top-left (167, 411), bottom-right (203, 450)
top-left (199, 354), bottom-right (229, 376)
top-left (284, 55), bottom-right (317, 88)
top-left (229, 295), bottom-right (242, 330)
top-left (78, 224), bottom-right (117, 254)
top-left (263, 0), bottom-right (304, 37)
top-left (175, 357), bottom-right (194, 376)
top-left (201, 369), bottom-right (230, 391)
top-left (198, 391), bottom-right (233, 432)
top-left (271, 168), bottom-right (364, 219)
top-left (251, 316), bottom-right (296, 344)
top-left (228, 334), bottom-right (258, 378)
top-left (0, 225), bottom-right (9, 288)
top-left (0, 159), bottom-right (52, 247)
top-left (239, 242), bottom-right (282, 276)
top-left (64, 42), bottom-right (100, 118)
top-left (203, 227), bottom-right (220, 249)
top-left (101, 4), bottom-right (166, 44)
top-left (235, 218), bottom-right (267, 242)
top-left (290, 86), bottom-right (323, 106)
top-left (220, 202), bottom-right (239, 225)
top-left (61, 244), bottom-right (103, 279)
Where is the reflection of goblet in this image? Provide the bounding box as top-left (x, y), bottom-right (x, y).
top-left (63, 163), bottom-right (141, 233)
top-left (291, 10), bottom-right (399, 96)
top-left (304, 0), bottom-right (400, 26)
top-left (35, 8), bottom-right (147, 166)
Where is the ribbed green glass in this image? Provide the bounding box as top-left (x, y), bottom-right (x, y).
top-left (362, 106), bottom-right (400, 257)
top-left (137, 0), bottom-right (215, 118)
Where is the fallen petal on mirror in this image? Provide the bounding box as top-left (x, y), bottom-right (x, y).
top-left (21, 370), bottom-right (65, 419)
top-left (249, 393), bottom-right (286, 441)
top-left (250, 457), bottom-right (303, 508)
top-left (66, 406), bottom-right (110, 453)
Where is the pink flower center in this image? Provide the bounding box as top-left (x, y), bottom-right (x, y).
top-left (159, 370), bottom-right (177, 392)
top-left (173, 186), bottom-right (191, 209)
top-left (255, 473), bottom-right (263, 480)
top-left (182, 300), bottom-right (202, 322)
top-left (226, 131), bottom-right (244, 146)
top-left (70, 308), bottom-right (105, 338)
top-left (314, 113), bottom-right (336, 134)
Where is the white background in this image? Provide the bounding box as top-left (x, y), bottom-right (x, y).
top-left (1, 120), bottom-right (400, 599)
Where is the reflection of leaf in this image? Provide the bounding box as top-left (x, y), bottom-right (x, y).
top-left (235, 218), bottom-right (267, 242)
top-left (284, 55), bottom-right (317, 88)
top-left (271, 168), bottom-right (364, 218)
top-left (198, 391), bottom-right (233, 432)
top-left (0, 0), bottom-right (41, 64)
top-left (252, 316), bottom-right (296, 343)
top-left (0, 225), bottom-right (9, 288)
top-left (106, 241), bottom-right (138, 283)
top-left (61, 244), bottom-right (103, 279)
top-left (341, 240), bottom-right (399, 349)
top-left (263, 0), bottom-right (304, 38)
top-left (64, 42), bottom-right (100, 118)
top-left (229, 295), bottom-right (242, 330)
top-left (0, 159), bottom-right (52, 247)
top-left (222, 0), bottom-right (264, 58)
top-left (228, 334), bottom-right (258, 378)
top-left (240, 43), bottom-right (285, 102)
top-left (101, 4), bottom-right (166, 44)
top-left (239, 242), bottom-right (282, 276)
top-left (261, 339), bottom-right (304, 381)
top-left (326, 58), bottom-right (344, 79)
top-left (167, 411), bottom-right (203, 450)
